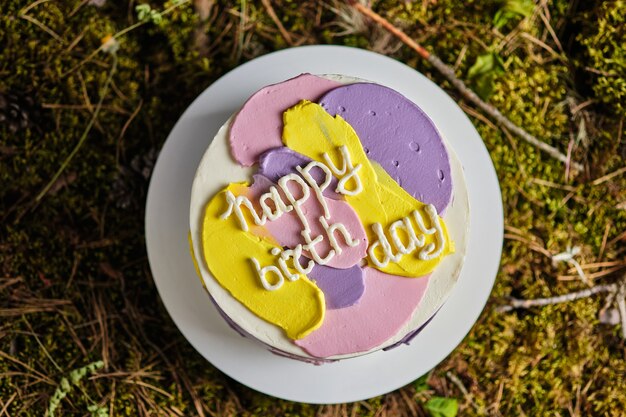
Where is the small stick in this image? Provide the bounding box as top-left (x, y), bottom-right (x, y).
top-left (497, 284), bottom-right (616, 313)
top-left (530, 177), bottom-right (577, 192)
top-left (616, 291), bottom-right (626, 340)
top-left (615, 282), bottom-right (626, 340)
top-left (260, 0), bottom-right (294, 46)
top-left (591, 166), bottom-right (626, 186)
top-left (558, 264), bottom-right (626, 282)
top-left (446, 371), bottom-right (480, 413)
top-left (598, 222), bottom-right (612, 261)
top-left (566, 260), bottom-right (626, 272)
top-left (351, 2), bottom-right (583, 172)
top-left (446, 371), bottom-right (469, 397)
top-left (608, 229), bottom-right (626, 247)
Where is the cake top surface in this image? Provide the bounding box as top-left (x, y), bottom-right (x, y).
top-left (189, 73), bottom-right (469, 360)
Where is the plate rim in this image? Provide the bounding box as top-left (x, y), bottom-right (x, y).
top-left (145, 45), bottom-right (503, 404)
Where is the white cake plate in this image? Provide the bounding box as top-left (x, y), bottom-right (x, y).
top-left (145, 45), bottom-right (503, 404)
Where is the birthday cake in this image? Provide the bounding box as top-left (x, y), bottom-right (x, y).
top-left (189, 74), bottom-right (469, 363)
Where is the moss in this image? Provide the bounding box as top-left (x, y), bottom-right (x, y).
top-left (578, 1), bottom-right (626, 117)
top-left (1, 0), bottom-right (626, 416)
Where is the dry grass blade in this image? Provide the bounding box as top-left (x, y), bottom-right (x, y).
top-left (598, 222), bottom-right (612, 261)
top-left (530, 178), bottom-right (577, 192)
top-left (558, 264), bottom-right (626, 282)
top-left (591, 166), bottom-right (626, 186)
top-left (0, 350), bottom-right (56, 385)
top-left (503, 233), bottom-right (552, 258)
top-left (19, 14), bottom-right (65, 44)
top-left (0, 277), bottom-right (23, 292)
top-left (0, 392), bottom-right (17, 416)
top-left (566, 260), bottom-right (626, 272)
top-left (0, 298), bottom-right (72, 317)
top-left (616, 284), bottom-right (626, 340)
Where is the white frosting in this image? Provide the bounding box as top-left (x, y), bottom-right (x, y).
top-left (319, 216), bottom-right (360, 255)
top-left (295, 162), bottom-right (332, 220)
top-left (324, 145), bottom-right (363, 195)
top-left (189, 74), bottom-right (470, 360)
top-left (366, 205), bottom-right (445, 268)
top-left (251, 257), bottom-right (285, 291)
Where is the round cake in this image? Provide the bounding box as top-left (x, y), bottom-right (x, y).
top-left (189, 74), bottom-right (469, 363)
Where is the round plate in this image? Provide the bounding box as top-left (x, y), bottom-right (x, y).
top-left (145, 45), bottom-right (503, 404)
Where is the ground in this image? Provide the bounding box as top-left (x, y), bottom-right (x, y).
top-left (1, 1), bottom-right (625, 416)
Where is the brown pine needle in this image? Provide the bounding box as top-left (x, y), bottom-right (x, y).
top-left (617, 284), bottom-right (626, 340)
top-left (567, 260), bottom-right (626, 272)
top-left (261, 0), bottom-right (294, 46)
top-left (591, 166), bottom-right (626, 186)
top-left (503, 233), bottom-right (552, 258)
top-left (599, 222), bottom-right (612, 261)
top-left (608, 229), bottom-right (626, 247)
top-left (530, 178), bottom-right (577, 192)
top-left (351, 2), bottom-right (583, 172)
top-left (19, 14), bottom-right (65, 44)
top-left (559, 264), bottom-right (626, 282)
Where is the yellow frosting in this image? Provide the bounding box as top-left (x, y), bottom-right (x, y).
top-left (282, 100), bottom-right (453, 277)
top-left (201, 183), bottom-right (325, 340)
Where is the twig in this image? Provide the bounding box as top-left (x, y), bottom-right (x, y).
top-left (446, 371), bottom-right (469, 396)
top-left (0, 392), bottom-right (17, 416)
top-left (260, 0), bottom-right (294, 46)
top-left (351, 2), bottom-right (583, 172)
top-left (497, 284), bottom-right (616, 313)
top-left (565, 134), bottom-right (574, 181)
top-left (608, 229), bottom-right (626, 247)
top-left (35, 54), bottom-right (118, 202)
top-left (591, 166), bottom-right (626, 186)
top-left (567, 260), bottom-right (626, 271)
top-left (616, 283), bottom-right (626, 340)
top-left (598, 222), bottom-right (612, 261)
top-left (235, 0), bottom-right (247, 62)
top-left (503, 233), bottom-right (552, 258)
top-left (558, 264), bottom-right (626, 282)
top-left (530, 177), bottom-right (577, 192)
top-left (552, 246), bottom-right (590, 286)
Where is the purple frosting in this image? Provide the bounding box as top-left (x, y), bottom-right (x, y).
top-left (258, 147), bottom-right (341, 199)
top-left (258, 147), bottom-right (312, 182)
top-left (382, 307), bottom-right (440, 351)
top-left (308, 264), bottom-right (364, 310)
top-left (319, 83), bottom-right (452, 213)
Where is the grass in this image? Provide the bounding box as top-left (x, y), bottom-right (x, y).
top-left (1, 0), bottom-right (625, 415)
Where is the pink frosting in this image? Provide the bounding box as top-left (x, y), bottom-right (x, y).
top-left (229, 74), bottom-right (342, 166)
top-left (248, 175), bottom-right (368, 269)
top-left (295, 268), bottom-right (430, 357)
